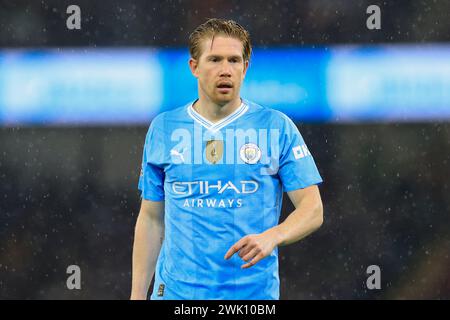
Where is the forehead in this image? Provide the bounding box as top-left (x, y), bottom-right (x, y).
top-left (199, 35), bottom-right (244, 58)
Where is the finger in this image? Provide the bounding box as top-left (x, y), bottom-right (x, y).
top-left (224, 245), bottom-right (241, 260)
top-left (241, 247), bottom-right (259, 262)
top-left (238, 244), bottom-right (253, 259)
top-left (224, 237), bottom-right (248, 260)
top-left (241, 253), bottom-right (264, 269)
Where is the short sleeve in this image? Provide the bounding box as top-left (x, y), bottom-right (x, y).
top-left (138, 120), bottom-right (165, 201)
top-left (277, 114), bottom-right (323, 191)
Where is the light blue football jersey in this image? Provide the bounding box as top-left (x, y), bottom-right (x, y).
top-left (138, 99), bottom-right (323, 300)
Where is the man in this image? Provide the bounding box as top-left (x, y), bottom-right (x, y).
top-left (131, 18), bottom-right (323, 300)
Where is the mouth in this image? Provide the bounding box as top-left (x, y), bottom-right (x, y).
top-left (216, 82), bottom-right (233, 94)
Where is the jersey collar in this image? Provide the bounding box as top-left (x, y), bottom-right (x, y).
top-left (187, 100), bottom-right (249, 132)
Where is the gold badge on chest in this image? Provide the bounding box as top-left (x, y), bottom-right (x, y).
top-left (205, 140), bottom-right (224, 164)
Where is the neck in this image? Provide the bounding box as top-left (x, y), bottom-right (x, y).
top-left (193, 96), bottom-right (242, 123)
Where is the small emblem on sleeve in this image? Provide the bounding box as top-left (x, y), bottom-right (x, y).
top-left (157, 284), bottom-right (165, 297)
top-left (292, 144), bottom-right (311, 159)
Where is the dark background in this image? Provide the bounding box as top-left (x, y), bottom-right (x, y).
top-left (1, 0), bottom-right (449, 299)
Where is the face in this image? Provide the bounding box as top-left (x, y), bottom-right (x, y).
top-left (189, 35), bottom-right (249, 106)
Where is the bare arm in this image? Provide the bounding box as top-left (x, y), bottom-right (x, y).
top-left (130, 199), bottom-right (164, 300)
top-left (273, 184), bottom-right (323, 246)
top-left (224, 184), bottom-right (323, 268)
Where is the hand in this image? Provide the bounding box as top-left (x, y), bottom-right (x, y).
top-left (224, 228), bottom-right (282, 269)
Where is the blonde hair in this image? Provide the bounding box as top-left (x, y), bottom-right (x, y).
top-left (189, 18), bottom-right (252, 62)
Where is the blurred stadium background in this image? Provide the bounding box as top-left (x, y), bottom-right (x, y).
top-left (0, 0), bottom-right (449, 299)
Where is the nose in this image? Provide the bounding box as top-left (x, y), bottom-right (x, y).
top-left (219, 61), bottom-right (232, 77)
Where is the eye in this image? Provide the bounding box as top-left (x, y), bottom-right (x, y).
top-left (209, 57), bottom-right (219, 62)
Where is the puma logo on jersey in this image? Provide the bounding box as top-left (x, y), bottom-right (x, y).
top-left (292, 144), bottom-right (311, 160)
top-left (170, 148), bottom-right (186, 163)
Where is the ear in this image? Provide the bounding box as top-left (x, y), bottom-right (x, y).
top-left (189, 58), bottom-right (199, 78)
top-left (242, 59), bottom-right (249, 78)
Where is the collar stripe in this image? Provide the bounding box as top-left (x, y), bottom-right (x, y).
top-left (187, 102), bottom-right (248, 132)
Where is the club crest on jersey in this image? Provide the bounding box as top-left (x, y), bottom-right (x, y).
top-left (206, 140), bottom-right (223, 164)
top-left (240, 143), bottom-right (261, 164)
